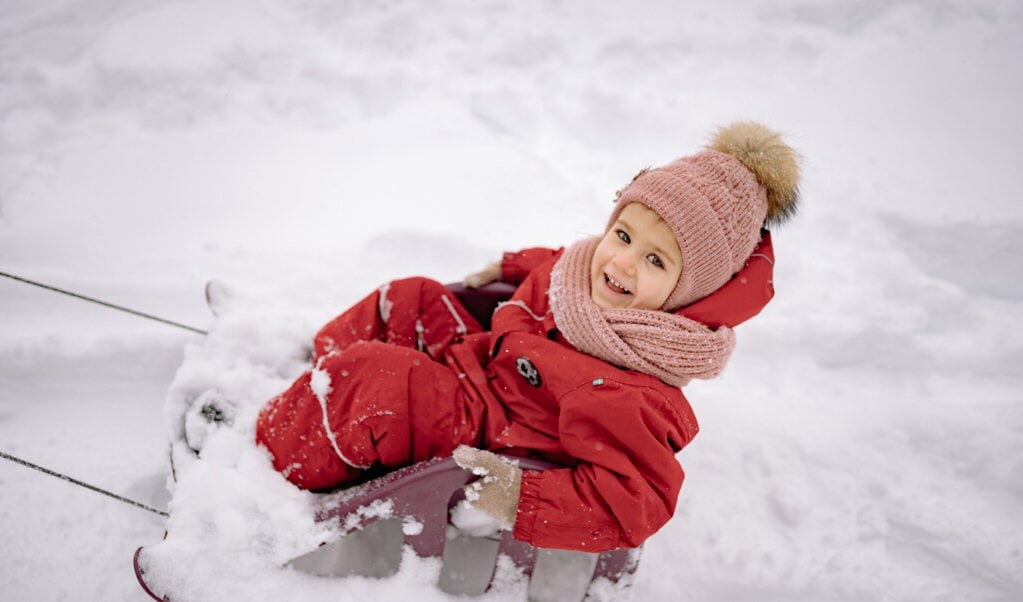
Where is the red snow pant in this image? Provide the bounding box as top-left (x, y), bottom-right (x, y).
top-left (255, 277), bottom-right (486, 491)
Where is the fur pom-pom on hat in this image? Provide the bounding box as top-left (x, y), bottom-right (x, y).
top-left (608, 121), bottom-right (802, 310)
top-left (708, 121), bottom-right (800, 227)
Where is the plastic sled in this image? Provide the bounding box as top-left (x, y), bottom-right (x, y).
top-left (134, 282), bottom-right (641, 600)
top-left (291, 456), bottom-right (638, 599)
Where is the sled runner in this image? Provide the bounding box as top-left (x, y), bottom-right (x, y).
top-left (134, 282), bottom-right (641, 601)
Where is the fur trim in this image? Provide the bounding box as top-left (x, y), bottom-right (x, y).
top-left (709, 121), bottom-right (800, 226)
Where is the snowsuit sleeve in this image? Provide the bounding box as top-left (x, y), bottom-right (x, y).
top-left (512, 378), bottom-right (697, 552)
top-left (501, 248), bottom-right (560, 285)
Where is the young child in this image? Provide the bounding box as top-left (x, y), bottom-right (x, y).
top-left (254, 121), bottom-right (800, 553)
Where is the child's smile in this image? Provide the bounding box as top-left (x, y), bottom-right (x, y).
top-left (590, 203), bottom-right (683, 311)
top-left (603, 273), bottom-right (631, 295)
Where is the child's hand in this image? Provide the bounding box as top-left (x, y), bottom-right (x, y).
top-left (450, 445), bottom-right (522, 535)
top-left (462, 261), bottom-right (502, 288)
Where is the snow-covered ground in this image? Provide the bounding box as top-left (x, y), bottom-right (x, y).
top-left (2, 1), bottom-right (1021, 600)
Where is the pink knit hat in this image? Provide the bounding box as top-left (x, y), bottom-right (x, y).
top-left (608, 121), bottom-right (800, 310)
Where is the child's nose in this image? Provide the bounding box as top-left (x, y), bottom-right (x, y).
top-left (612, 253), bottom-right (638, 276)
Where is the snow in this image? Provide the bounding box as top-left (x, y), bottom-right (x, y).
top-left (1, 0), bottom-right (1021, 600)
top-left (451, 502), bottom-right (502, 538)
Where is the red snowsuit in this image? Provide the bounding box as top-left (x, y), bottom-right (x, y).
top-left (256, 233), bottom-right (776, 552)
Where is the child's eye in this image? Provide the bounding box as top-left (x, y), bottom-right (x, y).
top-left (616, 229), bottom-right (631, 244)
top-left (647, 254), bottom-right (664, 269)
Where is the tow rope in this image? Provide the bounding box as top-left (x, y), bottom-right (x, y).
top-left (0, 450), bottom-right (168, 517)
top-left (1, 270), bottom-right (190, 518)
top-left (1, 270), bottom-right (207, 335)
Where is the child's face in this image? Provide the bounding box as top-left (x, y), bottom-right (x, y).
top-left (590, 203), bottom-right (683, 311)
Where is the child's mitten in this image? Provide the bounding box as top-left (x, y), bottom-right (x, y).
top-left (450, 445), bottom-right (522, 535)
top-left (462, 260), bottom-right (502, 288)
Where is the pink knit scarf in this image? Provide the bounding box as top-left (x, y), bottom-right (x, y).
top-left (549, 238), bottom-right (736, 387)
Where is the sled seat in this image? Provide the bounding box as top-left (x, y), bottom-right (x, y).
top-left (290, 455), bottom-right (640, 600)
top-left (445, 280), bottom-right (517, 330)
